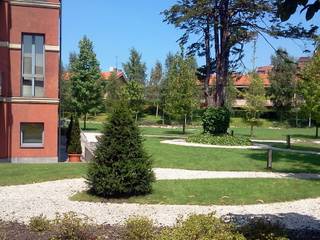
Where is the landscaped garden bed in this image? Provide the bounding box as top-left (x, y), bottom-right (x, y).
top-left (186, 133), bottom-right (252, 146)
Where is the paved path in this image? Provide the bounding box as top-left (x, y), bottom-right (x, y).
top-left (154, 168), bottom-right (320, 180)
top-left (0, 179), bottom-right (319, 230)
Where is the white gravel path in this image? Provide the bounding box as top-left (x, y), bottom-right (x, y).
top-left (0, 179), bottom-right (319, 230)
top-left (154, 168), bottom-right (320, 180)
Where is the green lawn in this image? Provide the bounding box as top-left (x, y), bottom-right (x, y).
top-left (146, 138), bottom-right (320, 173)
top-left (71, 178), bottom-right (320, 205)
top-left (267, 142), bottom-right (320, 153)
top-left (0, 163), bottom-right (87, 186)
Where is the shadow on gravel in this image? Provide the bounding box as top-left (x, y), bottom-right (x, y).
top-left (225, 212), bottom-right (320, 240)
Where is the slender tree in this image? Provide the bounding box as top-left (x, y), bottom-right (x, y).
top-left (244, 72), bottom-right (266, 137)
top-left (163, 0), bottom-right (317, 107)
top-left (70, 36), bottom-right (103, 130)
top-left (146, 61), bottom-right (163, 117)
top-left (299, 53), bottom-right (320, 138)
top-left (123, 48), bottom-right (147, 85)
top-left (164, 50), bottom-right (199, 134)
top-left (268, 49), bottom-right (297, 122)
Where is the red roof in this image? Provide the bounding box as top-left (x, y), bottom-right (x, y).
top-left (101, 71), bottom-right (126, 80)
top-left (207, 73), bottom-right (270, 87)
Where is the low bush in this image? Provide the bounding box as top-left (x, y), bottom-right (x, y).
top-left (202, 107), bottom-right (231, 135)
top-left (239, 218), bottom-right (288, 240)
top-left (50, 212), bottom-right (99, 240)
top-left (157, 213), bottom-right (245, 240)
top-left (187, 133), bottom-right (251, 146)
top-left (123, 216), bottom-right (155, 240)
top-left (29, 214), bottom-right (51, 232)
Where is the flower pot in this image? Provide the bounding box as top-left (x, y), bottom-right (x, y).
top-left (68, 153), bottom-right (81, 163)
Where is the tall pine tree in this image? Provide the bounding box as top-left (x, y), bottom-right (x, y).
top-left (123, 48), bottom-right (147, 85)
top-left (70, 36), bottom-right (103, 129)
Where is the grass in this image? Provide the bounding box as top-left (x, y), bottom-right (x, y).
top-left (146, 138), bottom-right (320, 173)
top-left (267, 142), bottom-right (320, 153)
top-left (70, 178), bottom-right (320, 205)
top-left (0, 163), bottom-right (87, 186)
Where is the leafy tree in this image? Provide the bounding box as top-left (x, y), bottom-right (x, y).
top-left (124, 80), bottom-right (145, 122)
top-left (146, 61), bottom-right (163, 117)
top-left (268, 49), bottom-right (297, 122)
top-left (87, 101), bottom-right (154, 197)
top-left (123, 48), bottom-right (147, 85)
top-left (164, 50), bottom-right (199, 134)
top-left (67, 115), bottom-right (82, 154)
top-left (278, 0), bottom-right (320, 21)
top-left (105, 71), bottom-right (126, 112)
top-left (70, 36), bottom-right (104, 130)
top-left (60, 64), bottom-right (73, 116)
top-left (299, 53), bottom-right (320, 138)
top-left (244, 72), bottom-right (266, 137)
top-left (163, 0), bottom-right (316, 107)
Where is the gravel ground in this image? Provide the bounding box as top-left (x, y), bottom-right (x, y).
top-left (0, 178), bottom-right (319, 230)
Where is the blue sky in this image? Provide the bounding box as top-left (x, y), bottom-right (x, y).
top-left (62, 1), bottom-right (319, 76)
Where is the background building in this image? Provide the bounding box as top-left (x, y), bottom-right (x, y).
top-left (0, 0), bottom-right (61, 163)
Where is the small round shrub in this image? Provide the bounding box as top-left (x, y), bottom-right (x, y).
top-left (29, 214), bottom-right (51, 232)
top-left (187, 134), bottom-right (251, 146)
top-left (87, 102), bottom-right (154, 197)
top-left (123, 216), bottom-right (155, 240)
top-left (202, 107), bottom-right (231, 135)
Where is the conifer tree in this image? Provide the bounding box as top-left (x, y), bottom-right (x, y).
top-left (123, 48), bottom-right (147, 85)
top-left (87, 102), bottom-right (154, 197)
top-left (67, 116), bottom-right (82, 154)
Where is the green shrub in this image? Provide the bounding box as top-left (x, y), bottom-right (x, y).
top-left (239, 218), bottom-right (288, 240)
top-left (66, 115), bottom-right (74, 148)
top-left (50, 212), bottom-right (98, 240)
top-left (87, 102), bottom-right (154, 197)
top-left (187, 133), bottom-right (251, 146)
top-left (67, 116), bottom-right (82, 154)
top-left (157, 213), bottom-right (245, 240)
top-left (29, 214), bottom-right (51, 232)
top-left (123, 216), bottom-right (155, 240)
top-left (202, 107), bottom-right (231, 135)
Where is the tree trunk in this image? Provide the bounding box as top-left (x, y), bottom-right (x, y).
top-left (204, 17), bottom-right (211, 107)
top-left (156, 104), bottom-right (159, 118)
top-left (250, 124), bottom-right (254, 137)
top-left (309, 114), bottom-right (312, 128)
top-left (182, 114), bottom-right (187, 134)
top-left (316, 125), bottom-right (319, 138)
top-left (84, 113), bottom-right (87, 130)
top-left (135, 112), bottom-right (138, 123)
top-left (162, 111), bottom-right (165, 125)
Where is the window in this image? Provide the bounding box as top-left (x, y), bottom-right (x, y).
top-left (22, 34), bottom-right (44, 97)
top-left (21, 123), bottom-right (44, 148)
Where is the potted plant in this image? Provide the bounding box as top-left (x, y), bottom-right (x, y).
top-left (67, 115), bottom-right (82, 162)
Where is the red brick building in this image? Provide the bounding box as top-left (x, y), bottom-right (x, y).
top-left (0, 0), bottom-right (61, 163)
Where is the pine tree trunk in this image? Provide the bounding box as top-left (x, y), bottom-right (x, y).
top-left (250, 124), bottom-right (254, 137)
top-left (204, 18), bottom-right (211, 107)
top-left (135, 112), bottom-right (138, 123)
top-left (156, 104), bottom-right (159, 118)
top-left (309, 114), bottom-right (312, 128)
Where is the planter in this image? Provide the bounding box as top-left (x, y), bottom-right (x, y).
top-left (68, 153), bottom-right (82, 163)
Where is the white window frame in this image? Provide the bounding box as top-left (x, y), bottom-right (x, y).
top-left (20, 123), bottom-right (44, 148)
top-left (21, 34), bottom-right (45, 97)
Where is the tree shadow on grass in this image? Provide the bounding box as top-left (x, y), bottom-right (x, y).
top-left (226, 212), bottom-right (320, 240)
top-left (244, 150), bottom-right (320, 173)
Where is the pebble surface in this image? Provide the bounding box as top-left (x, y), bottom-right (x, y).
top-left (0, 177), bottom-right (319, 230)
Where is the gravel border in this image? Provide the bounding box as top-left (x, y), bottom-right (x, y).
top-left (0, 179), bottom-right (319, 230)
